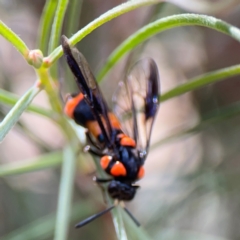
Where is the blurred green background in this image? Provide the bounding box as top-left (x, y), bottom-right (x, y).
top-left (1, 0), bottom-right (240, 239)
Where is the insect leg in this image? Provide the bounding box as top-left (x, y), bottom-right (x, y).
top-left (75, 205), bottom-right (115, 228)
top-left (93, 177), bottom-right (112, 204)
top-left (83, 145), bottom-right (105, 157)
top-left (85, 131), bottom-right (104, 150)
top-left (93, 177), bottom-right (112, 183)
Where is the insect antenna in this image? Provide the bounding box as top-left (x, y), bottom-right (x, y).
top-left (123, 207), bottom-right (141, 227)
top-left (75, 205), bottom-right (115, 228)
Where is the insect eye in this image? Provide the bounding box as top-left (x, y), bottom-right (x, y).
top-left (110, 161), bottom-right (127, 177)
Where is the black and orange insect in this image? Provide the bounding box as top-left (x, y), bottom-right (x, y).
top-left (61, 35), bottom-right (160, 228)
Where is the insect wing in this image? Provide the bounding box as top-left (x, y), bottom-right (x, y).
top-left (61, 35), bottom-right (114, 147)
top-left (113, 58), bottom-right (160, 157)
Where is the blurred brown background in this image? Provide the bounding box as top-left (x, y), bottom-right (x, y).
top-left (1, 0), bottom-right (240, 239)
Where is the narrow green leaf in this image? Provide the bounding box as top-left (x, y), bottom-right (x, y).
top-left (161, 64), bottom-right (240, 102)
top-left (1, 202), bottom-right (95, 240)
top-left (123, 209), bottom-right (152, 240)
top-left (147, 64), bottom-right (240, 148)
top-left (45, 0), bottom-right (160, 66)
top-left (155, 228), bottom-right (230, 240)
top-left (201, 101), bottom-right (240, 123)
top-left (0, 88), bottom-right (53, 118)
top-left (97, 13), bottom-right (240, 81)
top-left (151, 100), bottom-right (240, 149)
top-left (0, 83), bottom-right (41, 142)
top-left (10, 120), bottom-right (52, 152)
top-left (54, 144), bottom-right (76, 240)
top-left (168, 0), bottom-right (238, 14)
top-left (0, 151), bottom-right (62, 177)
top-left (38, 0), bottom-right (58, 55)
top-left (64, 0), bottom-right (83, 88)
top-left (65, 0), bottom-right (82, 37)
top-left (48, 0), bottom-right (68, 54)
top-left (48, 0), bottom-right (69, 79)
top-left (0, 20), bottom-right (29, 59)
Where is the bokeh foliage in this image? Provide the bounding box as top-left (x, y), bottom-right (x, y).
top-left (0, 0), bottom-right (240, 239)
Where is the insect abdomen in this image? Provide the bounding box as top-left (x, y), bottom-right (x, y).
top-left (64, 93), bottom-right (122, 142)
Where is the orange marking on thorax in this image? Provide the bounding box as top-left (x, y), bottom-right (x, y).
top-left (137, 166), bottom-right (145, 179)
top-left (64, 93), bottom-right (84, 118)
top-left (100, 156), bottom-right (111, 169)
top-left (110, 161), bottom-right (127, 177)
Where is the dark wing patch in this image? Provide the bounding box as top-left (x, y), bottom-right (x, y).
top-left (61, 35), bottom-right (114, 148)
top-left (112, 58), bottom-right (160, 159)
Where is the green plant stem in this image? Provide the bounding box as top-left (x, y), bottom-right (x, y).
top-left (113, 206), bottom-right (128, 240)
top-left (36, 68), bottom-right (62, 113)
top-left (36, 67), bottom-right (76, 142)
top-left (0, 20), bottom-right (29, 59)
top-left (0, 83), bottom-right (41, 141)
top-left (44, 0), bottom-right (160, 67)
top-left (0, 151), bottom-right (62, 177)
top-left (97, 13), bottom-right (240, 81)
top-left (54, 144), bottom-right (76, 240)
top-left (38, 0), bottom-right (58, 55)
top-left (161, 64), bottom-right (240, 102)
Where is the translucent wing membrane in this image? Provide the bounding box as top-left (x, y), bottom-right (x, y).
top-left (113, 58), bottom-right (160, 158)
top-left (61, 35), bottom-right (114, 148)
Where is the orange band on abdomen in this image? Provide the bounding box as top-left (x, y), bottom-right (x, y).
top-left (110, 161), bottom-right (127, 177)
top-left (86, 113), bottom-right (121, 140)
top-left (86, 121), bottom-right (102, 138)
top-left (108, 113), bottom-right (121, 131)
top-left (100, 155), bottom-right (112, 169)
top-left (137, 166), bottom-right (145, 179)
top-left (120, 136), bottom-right (136, 147)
